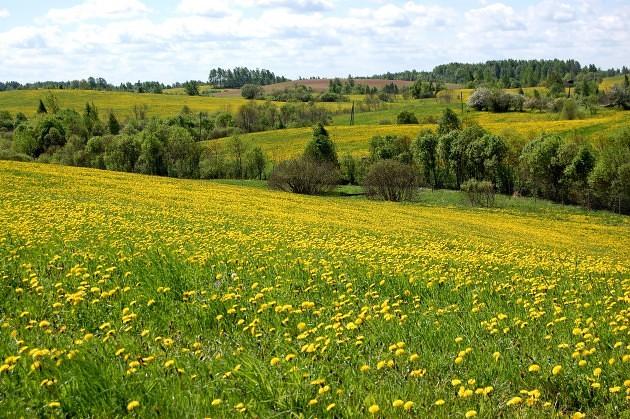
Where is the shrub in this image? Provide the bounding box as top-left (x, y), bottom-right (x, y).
top-left (304, 123), bottom-right (338, 165)
top-left (269, 158), bottom-right (339, 195)
top-left (363, 160), bottom-right (417, 202)
top-left (397, 111), bottom-right (418, 124)
top-left (241, 84), bottom-right (264, 100)
top-left (461, 179), bottom-right (495, 207)
top-left (560, 98), bottom-right (578, 120)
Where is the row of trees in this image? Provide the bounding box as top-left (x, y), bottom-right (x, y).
top-left (0, 78), bottom-right (168, 94)
top-left (268, 108), bottom-right (629, 213)
top-left (371, 59), bottom-right (627, 88)
top-left (208, 67), bottom-right (287, 88)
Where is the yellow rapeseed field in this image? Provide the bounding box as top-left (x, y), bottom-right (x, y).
top-left (0, 161), bottom-right (629, 417)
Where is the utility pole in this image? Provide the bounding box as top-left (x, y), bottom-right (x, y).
top-left (350, 101), bottom-right (355, 126)
top-left (460, 92), bottom-right (464, 115)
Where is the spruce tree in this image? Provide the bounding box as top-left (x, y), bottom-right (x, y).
top-left (37, 99), bottom-right (47, 114)
top-left (108, 111), bottom-right (121, 135)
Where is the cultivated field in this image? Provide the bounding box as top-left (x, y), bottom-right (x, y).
top-left (1, 161), bottom-right (629, 417)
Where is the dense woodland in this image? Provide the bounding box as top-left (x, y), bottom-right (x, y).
top-left (372, 59), bottom-right (628, 88)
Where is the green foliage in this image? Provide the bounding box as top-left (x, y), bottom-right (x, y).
top-left (546, 71), bottom-right (566, 97)
top-left (303, 123), bottom-right (338, 165)
top-left (560, 98), bottom-right (578, 120)
top-left (410, 80), bottom-right (442, 99)
top-left (396, 110), bottom-right (418, 124)
top-left (165, 126), bottom-right (200, 178)
top-left (369, 135), bottom-right (412, 164)
top-left (269, 158), bottom-right (339, 195)
top-left (37, 99), bottom-right (47, 114)
top-left (414, 130), bottom-right (439, 189)
top-left (589, 129), bottom-right (630, 212)
top-left (461, 179), bottom-right (496, 207)
top-left (104, 135), bottom-right (141, 172)
top-left (609, 85), bottom-right (630, 110)
top-left (241, 84), bottom-right (264, 100)
top-left (468, 88), bottom-right (523, 112)
top-left (108, 111), bottom-right (121, 135)
top-left (245, 146), bottom-right (267, 180)
top-left (183, 80), bottom-right (200, 96)
top-left (363, 159), bottom-right (417, 201)
top-left (437, 108), bottom-right (461, 135)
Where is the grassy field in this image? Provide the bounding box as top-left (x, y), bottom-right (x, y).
top-left (213, 109), bottom-right (630, 160)
top-left (0, 89), bottom-right (353, 119)
top-left (0, 161), bottom-right (628, 417)
top-left (209, 124), bottom-right (433, 159)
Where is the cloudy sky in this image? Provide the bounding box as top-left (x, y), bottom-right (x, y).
top-left (0, 0), bottom-right (628, 84)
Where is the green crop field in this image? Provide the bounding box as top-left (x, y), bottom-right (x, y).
top-left (1, 161), bottom-right (628, 417)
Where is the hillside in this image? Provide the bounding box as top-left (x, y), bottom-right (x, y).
top-left (213, 110), bottom-right (630, 160)
top-left (0, 89), bottom-right (352, 118)
top-left (1, 161), bottom-right (628, 416)
top-left (263, 78), bottom-right (414, 93)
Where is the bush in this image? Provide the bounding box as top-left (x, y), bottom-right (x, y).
top-left (363, 160), bottom-right (417, 202)
top-left (269, 158), bottom-right (339, 195)
top-left (241, 84), bottom-right (264, 100)
top-left (560, 98), bottom-right (578, 120)
top-left (397, 111), bottom-right (418, 124)
top-left (0, 149), bottom-right (34, 162)
top-left (461, 179), bottom-right (495, 207)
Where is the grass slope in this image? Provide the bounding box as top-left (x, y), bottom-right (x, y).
top-left (0, 162), bottom-right (629, 417)
top-left (208, 124), bottom-right (433, 159)
top-left (216, 109), bottom-right (630, 160)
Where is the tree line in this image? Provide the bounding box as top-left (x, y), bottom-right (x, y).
top-left (370, 59), bottom-right (628, 88)
top-left (269, 109), bottom-right (630, 213)
top-left (208, 67), bottom-right (288, 88)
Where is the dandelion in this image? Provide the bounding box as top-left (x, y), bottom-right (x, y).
top-left (393, 399), bottom-right (404, 408)
top-left (552, 365), bottom-right (562, 375)
top-left (47, 401), bottom-right (61, 408)
top-left (270, 357), bottom-right (281, 366)
top-left (127, 400), bottom-right (140, 412)
top-left (368, 404), bottom-right (380, 414)
top-left (435, 399), bottom-right (445, 406)
top-left (507, 396), bottom-right (523, 406)
top-left (528, 364), bottom-right (540, 373)
top-left (465, 410), bottom-right (477, 418)
top-left (403, 401), bottom-right (414, 411)
top-left (211, 399), bottom-right (222, 406)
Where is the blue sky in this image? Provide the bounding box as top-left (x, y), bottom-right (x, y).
top-left (1, 1), bottom-right (629, 84)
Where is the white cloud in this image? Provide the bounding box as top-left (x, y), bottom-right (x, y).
top-left (177, 0), bottom-right (232, 17)
top-left (465, 3), bottom-right (525, 32)
top-left (0, 0), bottom-right (628, 83)
top-left (0, 8), bottom-right (9, 18)
top-left (44, 0), bottom-right (149, 24)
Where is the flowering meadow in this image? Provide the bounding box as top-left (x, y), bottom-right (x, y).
top-left (0, 161), bottom-right (629, 417)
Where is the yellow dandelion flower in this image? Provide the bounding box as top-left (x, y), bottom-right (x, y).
top-left (368, 404), bottom-right (380, 414)
top-left (127, 400), bottom-right (140, 412)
